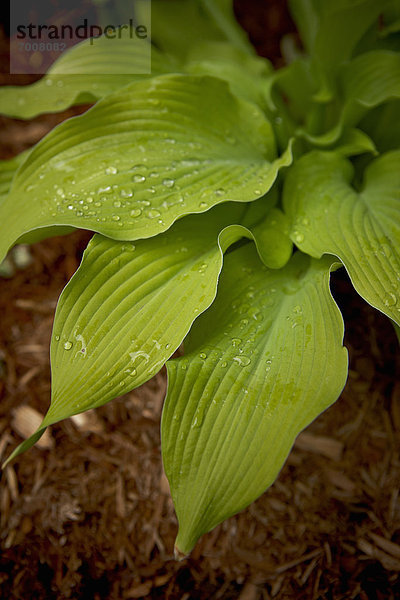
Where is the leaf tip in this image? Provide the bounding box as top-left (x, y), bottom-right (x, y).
top-left (174, 545), bottom-right (190, 562)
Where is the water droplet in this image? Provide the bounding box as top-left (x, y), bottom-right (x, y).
top-left (54, 335), bottom-right (60, 341)
top-left (199, 352), bottom-right (207, 359)
top-left (214, 188), bottom-right (225, 197)
top-left (112, 215), bottom-right (120, 221)
top-left (162, 178), bottom-right (175, 188)
top-left (231, 338), bottom-right (242, 347)
top-left (133, 174), bottom-right (146, 183)
top-left (384, 293), bottom-right (397, 307)
top-left (63, 341), bottom-right (73, 350)
top-left (122, 243), bottom-right (136, 252)
top-left (233, 355), bottom-right (251, 366)
top-left (301, 218), bottom-right (310, 226)
top-left (120, 188), bottom-right (134, 198)
top-left (293, 231), bottom-right (304, 243)
top-left (113, 200), bottom-right (121, 208)
top-left (105, 166), bottom-right (118, 175)
top-left (145, 209), bottom-right (161, 219)
top-left (130, 208), bottom-right (142, 217)
top-left (97, 185), bottom-right (112, 194)
top-left (67, 204), bottom-right (74, 210)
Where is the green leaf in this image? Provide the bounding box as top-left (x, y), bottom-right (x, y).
top-left (289, 0), bottom-right (390, 98)
top-left (283, 150), bottom-right (400, 325)
top-left (2, 203), bottom-right (258, 465)
top-left (162, 245), bottom-right (348, 555)
top-left (199, 0), bottom-right (254, 54)
top-left (0, 151), bottom-right (29, 199)
top-left (332, 129), bottom-right (377, 158)
top-left (245, 206), bottom-right (294, 269)
top-left (137, 0), bottom-right (253, 59)
top-left (0, 74), bottom-right (291, 264)
top-left (359, 100), bottom-right (400, 153)
top-left (301, 50), bottom-right (400, 146)
top-left (185, 41), bottom-right (272, 107)
top-left (0, 153), bottom-right (76, 246)
top-left (136, 0), bottom-right (225, 59)
top-left (0, 36), bottom-right (176, 119)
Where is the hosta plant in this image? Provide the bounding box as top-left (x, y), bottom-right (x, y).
top-left (1, 0), bottom-right (400, 557)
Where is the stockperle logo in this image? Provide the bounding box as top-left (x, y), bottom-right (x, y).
top-left (9, 0), bottom-right (151, 75)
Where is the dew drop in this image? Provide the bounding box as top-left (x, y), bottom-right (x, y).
top-left (146, 209), bottom-right (161, 219)
top-left (233, 355), bottom-right (251, 366)
top-left (384, 293), bottom-right (397, 307)
top-left (120, 188), bottom-right (134, 198)
top-left (231, 338), bottom-right (242, 347)
top-left (162, 178), bottom-right (175, 188)
top-left (112, 215), bottom-right (120, 221)
top-left (199, 352), bottom-right (207, 359)
top-left (55, 335), bottom-right (60, 341)
top-left (113, 200), bottom-right (121, 208)
top-left (130, 208), bottom-right (142, 217)
top-left (133, 174), bottom-right (146, 183)
top-left (105, 166), bottom-right (118, 175)
top-left (63, 341), bottom-right (73, 350)
top-left (214, 188), bottom-right (225, 197)
top-left (293, 231), bottom-right (304, 243)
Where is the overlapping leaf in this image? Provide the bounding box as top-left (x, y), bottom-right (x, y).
top-left (0, 74), bottom-right (293, 264)
top-left (0, 206), bottom-right (235, 460)
top-left (163, 245), bottom-right (348, 555)
top-left (0, 36), bottom-right (176, 119)
top-left (284, 150), bottom-right (400, 325)
top-left (136, 0), bottom-right (253, 59)
top-left (302, 50), bottom-right (400, 145)
top-left (289, 0), bottom-right (390, 98)
top-left (185, 41), bottom-right (272, 108)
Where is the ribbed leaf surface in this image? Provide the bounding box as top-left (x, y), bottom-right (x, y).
top-left (3, 204), bottom-right (254, 464)
top-left (284, 150), bottom-right (400, 325)
top-left (163, 245), bottom-right (348, 554)
top-left (0, 75), bottom-right (291, 263)
top-left (0, 37), bottom-right (174, 119)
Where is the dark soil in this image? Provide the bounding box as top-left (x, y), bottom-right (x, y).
top-left (0, 2), bottom-right (399, 599)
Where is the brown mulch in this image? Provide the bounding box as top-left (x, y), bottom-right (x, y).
top-left (0, 2), bottom-right (399, 598)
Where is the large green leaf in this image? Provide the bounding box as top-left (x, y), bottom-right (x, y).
top-left (0, 152), bottom-right (75, 245)
top-left (0, 36), bottom-right (175, 119)
top-left (163, 245), bottom-right (348, 555)
top-left (184, 41), bottom-right (272, 108)
top-left (289, 0), bottom-right (390, 98)
top-left (0, 152), bottom-right (28, 199)
top-left (0, 74), bottom-right (292, 264)
top-left (137, 0), bottom-right (253, 59)
top-left (301, 50), bottom-right (400, 145)
top-left (4, 197), bottom-right (292, 465)
top-left (359, 100), bottom-right (400, 153)
top-left (283, 150), bottom-right (400, 325)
